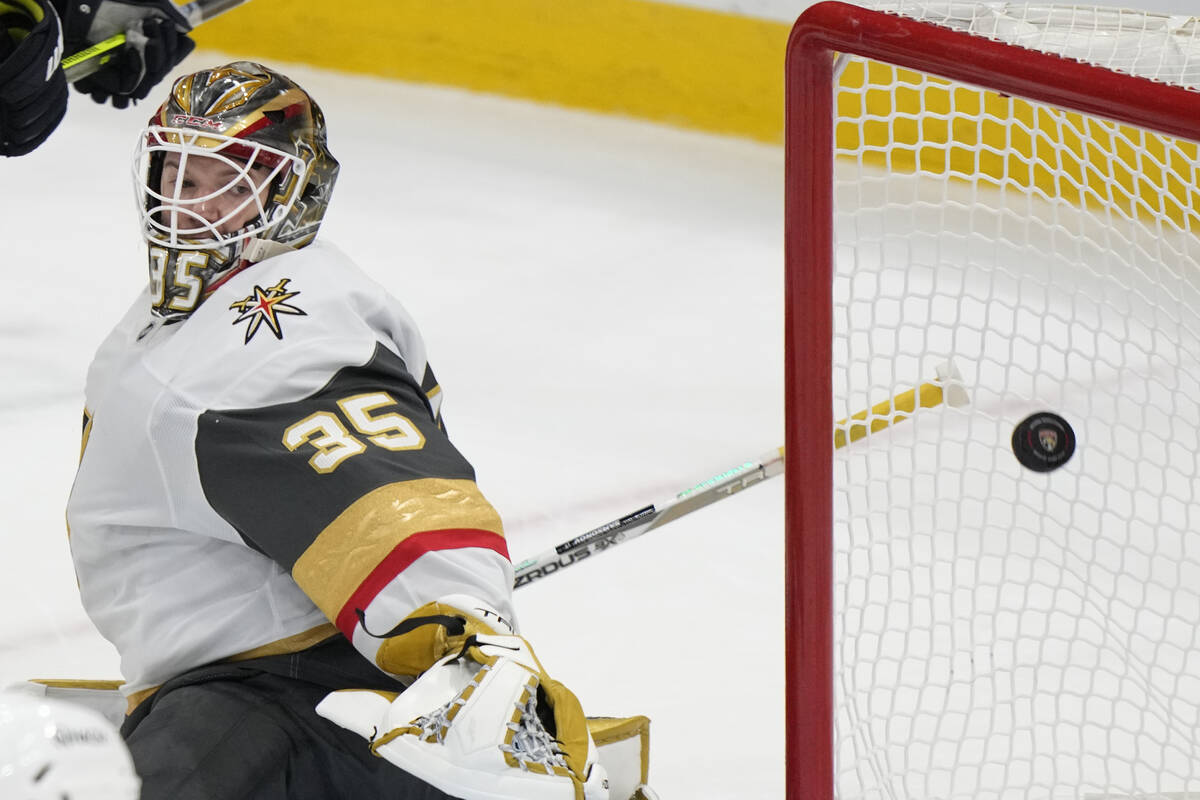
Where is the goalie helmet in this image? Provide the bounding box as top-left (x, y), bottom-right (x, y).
top-left (132, 61), bottom-right (340, 319)
top-left (0, 691), bottom-right (141, 799)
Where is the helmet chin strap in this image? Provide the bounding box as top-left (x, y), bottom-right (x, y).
top-left (241, 237), bottom-right (298, 264)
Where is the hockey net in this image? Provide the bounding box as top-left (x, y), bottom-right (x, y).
top-left (784, 3), bottom-right (1200, 799)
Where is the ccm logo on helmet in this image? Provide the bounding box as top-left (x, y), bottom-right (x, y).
top-left (171, 114), bottom-right (223, 130)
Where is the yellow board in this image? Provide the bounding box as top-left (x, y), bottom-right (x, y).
top-left (191, 0), bottom-right (791, 143)
top-left (192, 1), bottom-right (1195, 227)
top-left (837, 60), bottom-right (1199, 233)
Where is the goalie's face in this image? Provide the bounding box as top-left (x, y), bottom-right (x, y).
top-left (134, 126), bottom-right (307, 251)
top-left (157, 151), bottom-right (275, 239)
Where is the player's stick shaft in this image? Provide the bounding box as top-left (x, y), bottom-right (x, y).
top-left (513, 447), bottom-right (784, 588)
top-left (513, 362), bottom-right (968, 588)
top-left (63, 0), bottom-right (251, 83)
top-left (834, 376), bottom-right (953, 448)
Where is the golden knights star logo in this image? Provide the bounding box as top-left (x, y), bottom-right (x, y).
top-left (229, 279), bottom-right (306, 343)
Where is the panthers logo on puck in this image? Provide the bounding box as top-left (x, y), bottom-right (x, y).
top-left (1011, 412), bottom-right (1075, 472)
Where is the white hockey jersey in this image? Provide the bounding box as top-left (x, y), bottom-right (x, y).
top-left (66, 242), bottom-right (515, 704)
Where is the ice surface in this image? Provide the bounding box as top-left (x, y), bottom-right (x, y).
top-left (0, 52), bottom-right (786, 797)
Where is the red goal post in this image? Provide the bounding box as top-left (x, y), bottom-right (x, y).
top-left (785, 3), bottom-right (1200, 799)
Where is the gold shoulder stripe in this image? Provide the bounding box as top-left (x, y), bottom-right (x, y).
top-left (292, 478), bottom-right (505, 621)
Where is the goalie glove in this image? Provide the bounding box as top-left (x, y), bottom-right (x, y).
top-left (319, 595), bottom-right (609, 800)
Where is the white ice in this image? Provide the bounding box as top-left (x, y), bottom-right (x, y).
top-left (0, 53), bottom-right (786, 798)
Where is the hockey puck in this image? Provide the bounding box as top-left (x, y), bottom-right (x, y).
top-left (1011, 412), bottom-right (1075, 473)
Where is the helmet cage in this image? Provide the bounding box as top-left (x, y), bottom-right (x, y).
top-left (136, 126), bottom-right (308, 250)
top-left (132, 61), bottom-right (339, 321)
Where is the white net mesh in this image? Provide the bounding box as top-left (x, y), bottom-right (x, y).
top-left (868, 2), bottom-right (1200, 87)
top-left (829, 3), bottom-right (1200, 799)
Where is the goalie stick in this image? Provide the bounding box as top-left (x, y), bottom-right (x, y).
top-left (62, 0), bottom-right (251, 83)
top-left (513, 360), bottom-right (969, 588)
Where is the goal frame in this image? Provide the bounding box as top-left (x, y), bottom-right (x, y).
top-left (783, 3), bottom-right (1200, 798)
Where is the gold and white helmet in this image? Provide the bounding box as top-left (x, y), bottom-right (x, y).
top-left (133, 61), bottom-right (340, 319)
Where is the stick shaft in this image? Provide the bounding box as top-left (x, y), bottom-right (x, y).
top-left (63, 0), bottom-right (252, 83)
top-left (513, 374), bottom-right (959, 588)
top-left (179, 0), bottom-right (248, 26)
top-left (832, 379), bottom-right (948, 448)
top-left (513, 447), bottom-right (784, 587)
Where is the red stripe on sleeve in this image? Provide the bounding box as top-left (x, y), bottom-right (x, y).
top-left (335, 529), bottom-right (510, 639)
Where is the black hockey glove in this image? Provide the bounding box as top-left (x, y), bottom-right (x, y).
top-left (0, 0), bottom-right (68, 156)
top-left (59, 0), bottom-right (195, 109)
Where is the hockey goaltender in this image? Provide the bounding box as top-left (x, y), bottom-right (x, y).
top-left (3, 61), bottom-right (656, 800)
